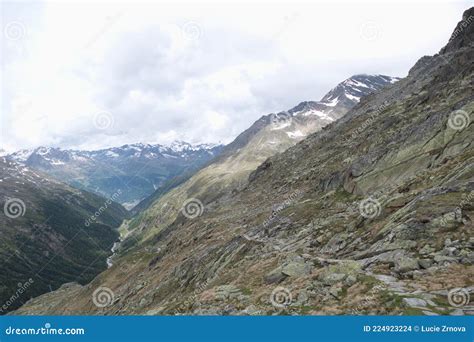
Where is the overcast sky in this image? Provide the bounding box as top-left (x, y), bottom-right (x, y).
top-left (1, 0), bottom-right (470, 151)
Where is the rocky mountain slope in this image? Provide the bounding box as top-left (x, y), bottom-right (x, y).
top-left (0, 158), bottom-right (127, 314)
top-left (128, 74), bottom-right (396, 232)
top-left (12, 8), bottom-right (473, 316)
top-left (6, 142), bottom-right (222, 209)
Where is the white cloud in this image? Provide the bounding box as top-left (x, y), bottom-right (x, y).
top-left (1, 0), bottom-right (471, 151)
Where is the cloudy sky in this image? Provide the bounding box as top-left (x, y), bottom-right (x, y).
top-left (1, 0), bottom-right (470, 151)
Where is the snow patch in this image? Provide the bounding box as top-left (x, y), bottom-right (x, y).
top-left (322, 98), bottom-right (339, 107)
top-left (50, 159), bottom-right (65, 165)
top-left (286, 130), bottom-right (306, 139)
top-left (345, 93), bottom-right (361, 102)
top-left (105, 151), bottom-right (119, 158)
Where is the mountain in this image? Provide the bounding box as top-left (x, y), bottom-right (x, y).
top-left (12, 8), bottom-right (473, 316)
top-left (10, 69), bottom-right (398, 314)
top-left (6, 142), bottom-right (223, 209)
top-left (0, 158), bottom-right (127, 314)
top-left (133, 74), bottom-right (397, 217)
top-left (218, 74), bottom-right (398, 160)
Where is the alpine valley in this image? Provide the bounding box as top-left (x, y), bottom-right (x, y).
top-left (3, 7), bottom-right (474, 317)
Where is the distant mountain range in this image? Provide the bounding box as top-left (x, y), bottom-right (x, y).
top-left (5, 75), bottom-right (396, 212)
top-left (6, 142), bottom-right (223, 209)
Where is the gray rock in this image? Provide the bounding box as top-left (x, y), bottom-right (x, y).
top-left (294, 290), bottom-right (309, 306)
top-left (461, 252), bottom-right (474, 264)
top-left (215, 285), bottom-right (242, 300)
top-left (395, 257), bottom-right (420, 273)
top-left (434, 255), bottom-right (458, 264)
top-left (449, 309), bottom-right (465, 316)
top-left (281, 261), bottom-right (311, 277)
top-left (320, 273), bottom-right (346, 286)
top-left (402, 297), bottom-right (427, 307)
top-left (419, 244), bottom-right (434, 255)
top-left (139, 297), bottom-right (152, 308)
top-left (329, 286), bottom-right (343, 299)
top-left (344, 275), bottom-right (357, 287)
top-left (264, 268), bottom-right (288, 284)
top-left (145, 307), bottom-right (166, 315)
top-left (242, 305), bottom-right (263, 315)
top-left (418, 259), bottom-right (434, 269)
top-left (422, 310), bottom-right (439, 316)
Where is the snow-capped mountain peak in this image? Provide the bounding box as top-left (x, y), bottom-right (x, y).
top-left (320, 74), bottom-right (400, 106)
top-left (5, 141), bottom-right (224, 207)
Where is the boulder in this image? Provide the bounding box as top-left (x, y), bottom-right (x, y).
top-left (320, 273), bottom-right (346, 286)
top-left (402, 297), bottom-right (427, 307)
top-left (418, 259), bottom-right (434, 269)
top-left (264, 267), bottom-right (288, 284)
top-left (394, 257), bottom-right (420, 273)
top-left (214, 285), bottom-right (242, 300)
top-left (281, 261), bottom-right (311, 277)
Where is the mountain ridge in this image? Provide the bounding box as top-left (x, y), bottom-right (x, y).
top-left (6, 141), bottom-right (223, 209)
top-left (0, 158), bottom-right (127, 314)
top-left (10, 8), bottom-right (473, 315)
